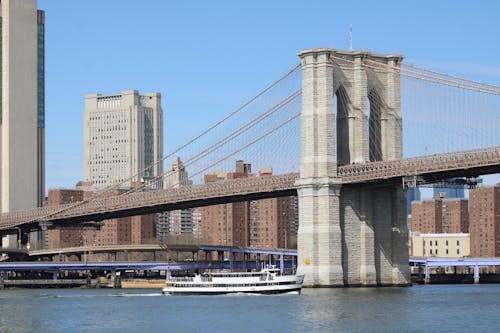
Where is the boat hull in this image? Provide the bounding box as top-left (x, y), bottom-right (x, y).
top-left (162, 285), bottom-right (302, 296)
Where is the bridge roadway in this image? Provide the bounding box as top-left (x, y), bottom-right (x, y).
top-left (0, 246), bottom-right (298, 274)
top-left (410, 257), bottom-right (500, 283)
top-left (2, 146), bottom-right (500, 229)
top-left (21, 244), bottom-right (297, 258)
top-left (1, 257), bottom-right (497, 282)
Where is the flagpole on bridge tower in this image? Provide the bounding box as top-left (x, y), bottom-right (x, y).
top-left (349, 24), bottom-right (353, 50)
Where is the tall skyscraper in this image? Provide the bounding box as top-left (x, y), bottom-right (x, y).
top-left (84, 90), bottom-right (163, 189)
top-left (0, 0), bottom-right (45, 212)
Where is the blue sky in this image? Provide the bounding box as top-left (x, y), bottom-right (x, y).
top-left (38, 0), bottom-right (500, 189)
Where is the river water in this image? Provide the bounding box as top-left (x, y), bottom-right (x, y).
top-left (1, 284), bottom-right (499, 333)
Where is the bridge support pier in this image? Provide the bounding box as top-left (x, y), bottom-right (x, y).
top-left (296, 181), bottom-right (344, 286)
top-left (474, 265), bottom-right (480, 284)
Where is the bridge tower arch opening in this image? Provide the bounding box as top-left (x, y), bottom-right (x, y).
top-left (296, 48), bottom-right (409, 287)
top-left (368, 88), bottom-right (383, 162)
top-left (335, 84), bottom-right (351, 165)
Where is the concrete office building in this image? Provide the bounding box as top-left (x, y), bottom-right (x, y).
top-left (469, 185), bottom-right (500, 257)
top-left (84, 90), bottom-right (163, 189)
top-left (0, 0), bottom-right (45, 213)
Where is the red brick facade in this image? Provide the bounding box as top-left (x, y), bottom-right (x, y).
top-left (469, 186), bottom-right (500, 257)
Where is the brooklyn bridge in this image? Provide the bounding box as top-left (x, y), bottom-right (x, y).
top-left (1, 48), bottom-right (500, 287)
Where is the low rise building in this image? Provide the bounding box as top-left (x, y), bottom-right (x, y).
top-left (409, 232), bottom-right (469, 258)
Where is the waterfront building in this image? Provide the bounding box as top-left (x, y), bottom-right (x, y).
top-left (409, 232), bottom-right (469, 258)
top-left (84, 90), bottom-right (163, 189)
top-left (0, 0), bottom-right (45, 213)
top-left (469, 185), bottom-right (500, 257)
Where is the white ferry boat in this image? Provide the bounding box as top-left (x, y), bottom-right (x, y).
top-left (162, 266), bottom-right (304, 296)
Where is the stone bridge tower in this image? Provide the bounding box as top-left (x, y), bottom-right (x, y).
top-left (296, 48), bottom-right (410, 286)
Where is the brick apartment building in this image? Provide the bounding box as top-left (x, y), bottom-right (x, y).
top-left (201, 161), bottom-right (297, 249)
top-left (411, 194), bottom-right (469, 234)
top-left (469, 185), bottom-right (500, 257)
top-left (46, 187), bottom-right (155, 249)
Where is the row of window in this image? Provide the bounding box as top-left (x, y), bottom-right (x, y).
top-left (425, 240), bottom-right (460, 246)
top-left (425, 248), bottom-right (460, 255)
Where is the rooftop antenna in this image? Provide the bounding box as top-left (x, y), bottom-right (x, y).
top-left (349, 24), bottom-right (353, 50)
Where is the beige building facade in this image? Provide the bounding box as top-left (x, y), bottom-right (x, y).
top-left (409, 232), bottom-right (470, 258)
top-left (84, 90), bottom-right (163, 189)
top-left (0, 0), bottom-right (45, 213)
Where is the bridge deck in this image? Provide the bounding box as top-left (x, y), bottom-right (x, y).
top-left (1, 146), bottom-right (500, 229)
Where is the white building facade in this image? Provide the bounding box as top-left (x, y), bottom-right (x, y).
top-left (84, 90), bottom-right (163, 189)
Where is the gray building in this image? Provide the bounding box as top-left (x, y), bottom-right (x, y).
top-left (0, 0), bottom-right (45, 213)
top-left (157, 157), bottom-right (201, 239)
top-left (84, 90), bottom-right (163, 189)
